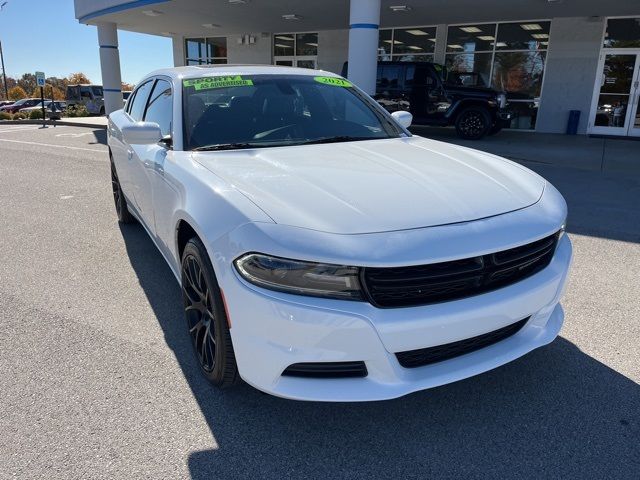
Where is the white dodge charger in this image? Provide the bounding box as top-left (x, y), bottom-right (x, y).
top-left (108, 65), bottom-right (572, 401)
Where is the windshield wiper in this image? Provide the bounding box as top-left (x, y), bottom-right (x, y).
top-left (297, 135), bottom-right (381, 146)
top-left (193, 142), bottom-right (261, 151)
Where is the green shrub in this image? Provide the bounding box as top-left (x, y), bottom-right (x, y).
top-left (65, 106), bottom-right (77, 117)
top-left (28, 109), bottom-right (43, 120)
top-left (11, 112), bottom-right (26, 120)
top-left (0, 111), bottom-right (11, 120)
top-left (74, 105), bottom-right (90, 117)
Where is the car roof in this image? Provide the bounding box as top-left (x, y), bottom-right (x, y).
top-left (141, 64), bottom-right (343, 83)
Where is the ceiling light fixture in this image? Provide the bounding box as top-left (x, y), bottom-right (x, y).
top-left (389, 5), bottom-right (412, 12)
top-left (495, 42), bottom-right (507, 47)
top-left (447, 44), bottom-right (463, 49)
top-left (282, 14), bottom-right (302, 20)
top-left (531, 33), bottom-right (549, 39)
top-left (142, 9), bottom-right (163, 16)
top-left (202, 23), bottom-right (221, 29)
top-left (460, 26), bottom-right (482, 33)
top-left (405, 29), bottom-right (428, 35)
top-left (477, 35), bottom-right (495, 40)
top-left (520, 23), bottom-right (543, 30)
top-left (407, 46), bottom-right (423, 50)
top-left (275, 35), bottom-right (294, 40)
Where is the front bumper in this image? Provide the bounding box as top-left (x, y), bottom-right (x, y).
top-left (221, 234), bottom-right (572, 402)
top-left (496, 110), bottom-right (512, 127)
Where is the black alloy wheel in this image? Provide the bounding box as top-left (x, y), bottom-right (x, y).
top-left (181, 237), bottom-right (239, 387)
top-left (455, 107), bottom-right (491, 140)
top-left (110, 160), bottom-right (134, 224)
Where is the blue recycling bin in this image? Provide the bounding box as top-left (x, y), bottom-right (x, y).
top-left (566, 110), bottom-right (581, 135)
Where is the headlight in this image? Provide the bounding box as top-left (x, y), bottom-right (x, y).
top-left (497, 93), bottom-right (507, 109)
top-left (234, 253), bottom-right (363, 300)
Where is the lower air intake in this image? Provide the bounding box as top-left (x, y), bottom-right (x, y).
top-left (282, 361), bottom-right (368, 378)
top-left (396, 317), bottom-right (530, 368)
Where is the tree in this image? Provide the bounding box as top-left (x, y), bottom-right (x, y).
top-left (17, 73), bottom-right (37, 95)
top-left (121, 82), bottom-right (135, 91)
top-left (8, 86), bottom-right (27, 100)
top-left (30, 85), bottom-right (65, 100)
top-left (67, 72), bottom-right (91, 85)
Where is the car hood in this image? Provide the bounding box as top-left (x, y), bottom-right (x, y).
top-left (193, 137), bottom-right (545, 234)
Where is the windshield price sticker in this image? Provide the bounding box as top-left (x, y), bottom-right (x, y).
top-left (314, 76), bottom-right (352, 87)
top-left (183, 76), bottom-right (254, 90)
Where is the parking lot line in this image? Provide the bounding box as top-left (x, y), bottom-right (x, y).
top-left (0, 125), bottom-right (43, 134)
top-left (0, 137), bottom-right (105, 153)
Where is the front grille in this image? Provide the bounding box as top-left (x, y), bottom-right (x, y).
top-left (362, 232), bottom-right (559, 308)
top-left (282, 361), bottom-right (368, 378)
top-left (396, 317), bottom-right (530, 368)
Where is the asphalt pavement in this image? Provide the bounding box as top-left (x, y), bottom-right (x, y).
top-left (0, 125), bottom-right (638, 479)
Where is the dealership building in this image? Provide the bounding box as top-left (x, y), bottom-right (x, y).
top-left (74, 0), bottom-right (640, 137)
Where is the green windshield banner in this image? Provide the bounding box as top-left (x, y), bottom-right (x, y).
top-left (183, 76), bottom-right (254, 90)
top-left (313, 76), bottom-right (352, 87)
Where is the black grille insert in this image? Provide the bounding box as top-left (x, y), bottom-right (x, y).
top-left (362, 232), bottom-right (559, 308)
top-left (396, 317), bottom-right (530, 368)
top-left (282, 361), bottom-right (368, 378)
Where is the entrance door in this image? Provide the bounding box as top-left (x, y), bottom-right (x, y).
top-left (274, 56), bottom-right (317, 69)
top-left (589, 51), bottom-right (640, 136)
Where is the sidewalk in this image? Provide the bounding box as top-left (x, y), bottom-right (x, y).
top-left (411, 127), bottom-right (639, 175)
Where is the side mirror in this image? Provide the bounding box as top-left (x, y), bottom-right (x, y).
top-left (121, 121), bottom-right (162, 145)
top-left (391, 110), bottom-right (413, 129)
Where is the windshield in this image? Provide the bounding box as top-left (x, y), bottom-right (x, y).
top-left (183, 74), bottom-right (402, 150)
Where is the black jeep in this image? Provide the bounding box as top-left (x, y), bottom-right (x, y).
top-left (344, 61), bottom-right (512, 140)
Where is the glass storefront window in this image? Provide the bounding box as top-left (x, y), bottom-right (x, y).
top-left (496, 22), bottom-right (551, 51)
top-left (492, 51), bottom-right (546, 98)
top-left (446, 21), bottom-right (551, 130)
top-left (604, 18), bottom-right (640, 48)
top-left (295, 33), bottom-right (318, 56)
top-left (186, 38), bottom-right (205, 59)
top-left (206, 37), bottom-right (227, 58)
top-left (378, 29), bottom-right (392, 56)
top-left (393, 27), bottom-right (437, 55)
top-left (446, 24), bottom-right (497, 53)
top-left (444, 53), bottom-right (492, 86)
top-left (378, 27), bottom-right (437, 62)
top-left (185, 37), bottom-right (228, 65)
top-left (273, 34), bottom-right (295, 56)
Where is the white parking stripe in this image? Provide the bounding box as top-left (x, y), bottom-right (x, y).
top-left (0, 137), bottom-right (105, 153)
top-left (0, 126), bottom-right (42, 133)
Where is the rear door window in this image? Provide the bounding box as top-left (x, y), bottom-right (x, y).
top-left (144, 79), bottom-right (173, 137)
top-left (128, 81), bottom-right (154, 121)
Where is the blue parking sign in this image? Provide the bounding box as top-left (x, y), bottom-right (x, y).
top-left (36, 71), bottom-right (45, 87)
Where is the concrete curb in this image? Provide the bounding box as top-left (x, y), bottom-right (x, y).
top-left (0, 119), bottom-right (107, 129)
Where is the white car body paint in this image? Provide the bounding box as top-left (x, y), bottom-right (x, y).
top-left (108, 65), bottom-right (572, 401)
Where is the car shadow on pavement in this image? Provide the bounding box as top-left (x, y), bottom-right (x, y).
top-left (118, 223), bottom-right (639, 479)
top-left (89, 129), bottom-right (107, 146)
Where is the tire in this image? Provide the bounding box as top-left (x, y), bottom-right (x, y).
top-left (455, 107), bottom-right (491, 140)
top-left (110, 159), bottom-right (135, 224)
top-left (488, 123), bottom-right (503, 136)
top-left (181, 237), bottom-right (239, 387)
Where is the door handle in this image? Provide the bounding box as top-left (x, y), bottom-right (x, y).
top-left (127, 149), bottom-right (133, 161)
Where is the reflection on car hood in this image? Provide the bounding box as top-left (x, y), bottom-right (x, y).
top-left (193, 137), bottom-right (545, 234)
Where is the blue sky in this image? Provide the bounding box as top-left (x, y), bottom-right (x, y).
top-left (0, 0), bottom-right (173, 84)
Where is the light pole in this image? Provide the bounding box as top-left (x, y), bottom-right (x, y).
top-left (0, 2), bottom-right (8, 101)
top-left (0, 41), bottom-right (8, 101)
